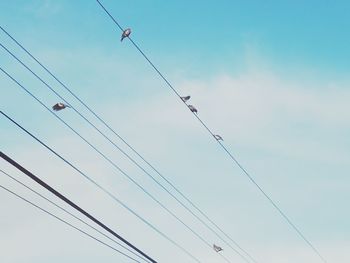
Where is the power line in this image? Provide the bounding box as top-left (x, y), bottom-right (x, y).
top-left (0, 25), bottom-right (255, 263)
top-left (0, 169), bottom-right (152, 263)
top-left (0, 183), bottom-right (141, 262)
top-left (0, 110), bottom-right (202, 263)
top-left (0, 37), bottom-right (253, 263)
top-left (1, 151), bottom-right (157, 263)
top-left (0, 67), bottom-right (232, 263)
top-left (94, 1), bottom-right (327, 262)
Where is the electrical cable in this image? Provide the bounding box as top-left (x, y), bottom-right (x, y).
top-left (0, 68), bottom-right (232, 262)
top-left (94, 1), bottom-right (327, 262)
top-left (0, 110), bottom-right (202, 263)
top-left (0, 25), bottom-right (255, 263)
top-left (0, 40), bottom-right (252, 263)
top-left (1, 151), bottom-right (157, 263)
top-left (0, 169), bottom-right (152, 263)
top-left (0, 183), bottom-right (141, 263)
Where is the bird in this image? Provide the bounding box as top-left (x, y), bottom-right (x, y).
top-left (213, 244), bottom-right (223, 252)
top-left (188, 105), bottom-right (198, 114)
top-left (52, 103), bottom-right (70, 111)
top-left (180, 95), bottom-right (191, 102)
top-left (121, 28), bottom-right (131, 41)
top-left (214, 134), bottom-right (223, 141)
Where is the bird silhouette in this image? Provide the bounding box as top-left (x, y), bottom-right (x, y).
top-left (121, 28), bottom-right (131, 41)
top-left (52, 103), bottom-right (70, 111)
top-left (214, 134), bottom-right (223, 141)
top-left (188, 105), bottom-right (198, 114)
top-left (213, 244), bottom-right (223, 252)
top-left (180, 95), bottom-right (191, 102)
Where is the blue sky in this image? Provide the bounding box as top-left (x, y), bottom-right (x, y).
top-left (1, 1), bottom-right (349, 263)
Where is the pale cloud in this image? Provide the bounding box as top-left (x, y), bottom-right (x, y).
top-left (25, 0), bottom-right (62, 17)
top-left (97, 68), bottom-right (350, 166)
top-left (2, 41), bottom-right (349, 263)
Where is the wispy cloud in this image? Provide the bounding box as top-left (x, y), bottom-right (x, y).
top-left (24, 0), bottom-right (62, 17)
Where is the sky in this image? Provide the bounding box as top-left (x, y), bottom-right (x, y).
top-left (1, 0), bottom-right (350, 263)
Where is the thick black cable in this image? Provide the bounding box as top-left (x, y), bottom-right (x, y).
top-left (0, 39), bottom-right (251, 263)
top-left (0, 111), bottom-right (201, 263)
top-left (94, 2), bottom-right (327, 262)
top-left (0, 151), bottom-right (156, 263)
top-left (0, 25), bottom-right (254, 263)
top-left (0, 169), bottom-right (151, 263)
top-left (0, 183), bottom-right (141, 262)
top-left (0, 68), bottom-right (231, 262)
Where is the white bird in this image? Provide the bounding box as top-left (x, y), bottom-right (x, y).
top-left (188, 105), bottom-right (198, 114)
top-left (52, 103), bottom-right (69, 111)
top-left (214, 134), bottom-right (223, 141)
top-left (180, 95), bottom-right (191, 102)
top-left (213, 244), bottom-right (223, 252)
top-left (121, 28), bottom-right (131, 41)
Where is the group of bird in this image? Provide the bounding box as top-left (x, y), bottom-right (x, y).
top-left (51, 28), bottom-right (224, 253)
top-left (180, 95), bottom-right (223, 141)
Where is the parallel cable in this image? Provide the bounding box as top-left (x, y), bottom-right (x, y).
top-left (0, 110), bottom-right (202, 263)
top-left (0, 169), bottom-right (151, 263)
top-left (0, 39), bottom-right (251, 263)
top-left (94, 2), bottom-right (327, 262)
top-left (0, 25), bottom-right (255, 263)
top-left (0, 68), bottom-right (231, 262)
top-left (1, 151), bottom-right (157, 263)
top-left (0, 183), bottom-right (141, 262)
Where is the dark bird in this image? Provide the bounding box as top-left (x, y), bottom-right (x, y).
top-left (121, 28), bottom-right (131, 41)
top-left (214, 134), bottom-right (223, 141)
top-left (52, 103), bottom-right (69, 111)
top-left (188, 105), bottom-right (198, 114)
top-left (180, 95), bottom-right (191, 102)
top-left (213, 244), bottom-right (223, 252)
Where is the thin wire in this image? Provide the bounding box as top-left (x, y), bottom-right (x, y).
top-left (94, 2), bottom-right (327, 262)
top-left (0, 169), bottom-right (152, 263)
top-left (0, 67), bottom-right (232, 262)
top-left (0, 110), bottom-right (202, 263)
top-left (0, 183), bottom-right (140, 262)
top-left (0, 25), bottom-right (255, 263)
top-left (0, 38), bottom-right (251, 263)
top-left (1, 151), bottom-right (157, 263)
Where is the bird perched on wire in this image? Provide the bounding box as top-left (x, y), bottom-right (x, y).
top-left (180, 95), bottom-right (191, 102)
top-left (188, 105), bottom-right (198, 114)
top-left (214, 134), bottom-right (223, 141)
top-left (121, 28), bottom-right (131, 41)
top-left (52, 103), bottom-right (70, 111)
top-left (213, 244), bottom-right (223, 252)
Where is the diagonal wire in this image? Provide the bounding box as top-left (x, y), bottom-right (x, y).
top-left (0, 110), bottom-right (202, 263)
top-left (0, 183), bottom-right (141, 262)
top-left (1, 151), bottom-right (157, 263)
top-left (0, 38), bottom-right (251, 263)
top-left (0, 68), bottom-right (229, 262)
top-left (0, 169), bottom-right (152, 263)
top-left (94, 1), bottom-right (328, 262)
top-left (0, 24), bottom-right (255, 263)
